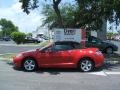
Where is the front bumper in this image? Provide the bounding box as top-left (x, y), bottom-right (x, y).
top-left (13, 56), bottom-right (23, 69)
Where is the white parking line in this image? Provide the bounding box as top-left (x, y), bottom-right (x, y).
top-left (88, 71), bottom-right (120, 76)
top-left (105, 72), bottom-right (120, 75)
top-left (88, 71), bottom-right (107, 76)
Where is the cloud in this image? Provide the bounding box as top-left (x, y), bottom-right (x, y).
top-left (0, 1), bottom-right (43, 33)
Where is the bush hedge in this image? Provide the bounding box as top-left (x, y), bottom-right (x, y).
top-left (11, 32), bottom-right (26, 44)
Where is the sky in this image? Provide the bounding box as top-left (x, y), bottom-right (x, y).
top-left (0, 0), bottom-right (45, 33)
top-left (0, 0), bottom-right (74, 33)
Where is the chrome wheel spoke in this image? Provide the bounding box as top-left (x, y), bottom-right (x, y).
top-left (86, 66), bottom-right (89, 71)
top-left (81, 62), bottom-right (86, 66)
top-left (87, 63), bottom-right (92, 67)
top-left (24, 59), bottom-right (36, 71)
top-left (81, 60), bottom-right (92, 72)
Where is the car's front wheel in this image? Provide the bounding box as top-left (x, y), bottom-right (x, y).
top-left (22, 58), bottom-right (37, 71)
top-left (78, 58), bottom-right (94, 72)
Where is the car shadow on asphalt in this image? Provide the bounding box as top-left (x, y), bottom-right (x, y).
top-left (34, 62), bottom-right (120, 75)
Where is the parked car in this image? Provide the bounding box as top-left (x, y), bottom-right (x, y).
top-left (85, 36), bottom-right (118, 54)
top-left (13, 41), bottom-right (104, 72)
top-left (3, 37), bottom-right (11, 41)
top-left (0, 37), bottom-right (3, 41)
top-left (0, 37), bottom-right (11, 41)
top-left (24, 37), bottom-right (41, 43)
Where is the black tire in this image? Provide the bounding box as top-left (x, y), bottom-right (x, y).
top-left (78, 58), bottom-right (94, 72)
top-left (105, 47), bottom-right (113, 54)
top-left (22, 58), bottom-right (37, 71)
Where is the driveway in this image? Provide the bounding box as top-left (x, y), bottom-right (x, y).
top-left (0, 60), bottom-right (120, 90)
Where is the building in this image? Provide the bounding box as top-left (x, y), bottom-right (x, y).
top-left (32, 27), bottom-right (49, 38)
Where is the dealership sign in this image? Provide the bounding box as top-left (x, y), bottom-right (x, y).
top-left (53, 28), bottom-right (85, 43)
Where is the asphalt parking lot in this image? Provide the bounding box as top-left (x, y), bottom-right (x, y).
top-left (0, 59), bottom-right (120, 90)
top-left (0, 41), bottom-right (40, 54)
top-left (0, 40), bottom-right (120, 90)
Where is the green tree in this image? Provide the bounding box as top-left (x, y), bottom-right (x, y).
top-left (0, 31), bottom-right (2, 37)
top-left (0, 18), bottom-right (18, 37)
top-left (19, 0), bottom-right (120, 28)
top-left (19, 0), bottom-right (63, 26)
top-left (11, 32), bottom-right (26, 44)
top-left (42, 3), bottom-right (77, 29)
top-left (26, 33), bottom-right (32, 37)
top-left (107, 32), bottom-right (114, 39)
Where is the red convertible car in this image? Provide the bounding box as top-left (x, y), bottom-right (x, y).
top-left (13, 41), bottom-right (104, 72)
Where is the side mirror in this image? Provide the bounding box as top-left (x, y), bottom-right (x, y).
top-left (36, 49), bottom-right (40, 52)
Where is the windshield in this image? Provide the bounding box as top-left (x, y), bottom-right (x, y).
top-left (40, 43), bottom-right (53, 51)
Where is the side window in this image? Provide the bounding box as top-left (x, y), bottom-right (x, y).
top-left (73, 43), bottom-right (81, 49)
top-left (41, 46), bottom-right (52, 52)
top-left (53, 45), bottom-right (74, 51)
top-left (88, 37), bottom-right (98, 43)
top-left (91, 38), bottom-right (97, 43)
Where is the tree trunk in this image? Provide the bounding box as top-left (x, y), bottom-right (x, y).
top-left (97, 18), bottom-right (107, 40)
top-left (53, 0), bottom-right (63, 28)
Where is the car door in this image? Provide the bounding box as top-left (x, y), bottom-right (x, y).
top-left (37, 46), bottom-right (55, 67)
top-left (50, 44), bottom-right (73, 67)
top-left (37, 44), bottom-right (72, 67)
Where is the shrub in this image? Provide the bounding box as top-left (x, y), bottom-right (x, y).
top-left (11, 32), bottom-right (26, 44)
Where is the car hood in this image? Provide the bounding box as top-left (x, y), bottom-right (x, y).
top-left (21, 49), bottom-right (37, 54)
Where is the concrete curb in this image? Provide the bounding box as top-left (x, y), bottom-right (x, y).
top-left (0, 53), bottom-right (16, 56)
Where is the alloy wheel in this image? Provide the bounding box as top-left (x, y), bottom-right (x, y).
top-left (23, 59), bottom-right (36, 71)
top-left (80, 59), bottom-right (93, 72)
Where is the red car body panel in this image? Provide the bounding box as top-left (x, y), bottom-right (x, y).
top-left (13, 46), bottom-right (104, 69)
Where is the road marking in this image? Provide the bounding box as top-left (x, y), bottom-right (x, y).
top-left (88, 71), bottom-right (120, 76)
top-left (88, 71), bottom-right (107, 76)
top-left (106, 72), bottom-right (120, 75)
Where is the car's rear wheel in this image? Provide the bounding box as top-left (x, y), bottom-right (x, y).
top-left (22, 58), bottom-right (37, 71)
top-left (106, 47), bottom-right (113, 54)
top-left (78, 58), bottom-right (94, 72)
